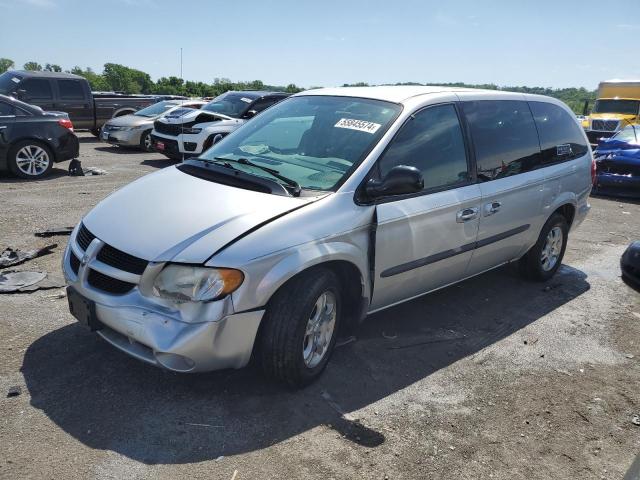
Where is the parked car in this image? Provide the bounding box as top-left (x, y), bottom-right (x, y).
top-left (0, 94), bottom-right (78, 179)
top-left (592, 125), bottom-right (640, 198)
top-left (150, 91), bottom-right (289, 160)
top-left (63, 86), bottom-right (593, 386)
top-left (101, 100), bottom-right (206, 151)
top-left (0, 70), bottom-right (156, 136)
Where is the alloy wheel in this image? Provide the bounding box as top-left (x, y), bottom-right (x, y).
top-left (15, 145), bottom-right (50, 177)
top-left (541, 226), bottom-right (563, 271)
top-left (302, 291), bottom-right (337, 368)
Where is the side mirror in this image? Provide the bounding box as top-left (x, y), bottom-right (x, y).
top-left (15, 89), bottom-right (27, 101)
top-left (244, 109), bottom-right (258, 119)
top-left (365, 165), bottom-right (424, 198)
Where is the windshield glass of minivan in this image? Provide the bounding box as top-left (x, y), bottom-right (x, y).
top-left (134, 101), bottom-right (178, 117)
top-left (593, 99), bottom-right (640, 115)
top-left (199, 95), bottom-right (402, 191)
top-left (0, 72), bottom-right (22, 95)
top-left (202, 92), bottom-right (256, 118)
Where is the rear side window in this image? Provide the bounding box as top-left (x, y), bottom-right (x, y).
top-left (463, 100), bottom-right (541, 181)
top-left (20, 79), bottom-right (53, 100)
top-left (58, 80), bottom-right (85, 100)
top-left (529, 101), bottom-right (588, 164)
top-left (378, 104), bottom-right (469, 191)
top-left (0, 102), bottom-right (14, 116)
top-left (250, 97), bottom-right (282, 114)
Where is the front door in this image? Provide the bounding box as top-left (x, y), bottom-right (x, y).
top-left (370, 101), bottom-right (482, 311)
top-left (460, 99), bottom-right (545, 276)
top-left (54, 79), bottom-right (93, 129)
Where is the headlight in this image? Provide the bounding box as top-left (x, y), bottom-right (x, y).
top-left (181, 127), bottom-right (202, 134)
top-left (152, 265), bottom-right (244, 302)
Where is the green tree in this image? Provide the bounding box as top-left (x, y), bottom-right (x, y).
top-left (70, 66), bottom-right (110, 91)
top-left (23, 61), bottom-right (42, 71)
top-left (0, 58), bottom-right (15, 74)
top-left (103, 63), bottom-right (153, 94)
top-left (44, 63), bottom-right (62, 72)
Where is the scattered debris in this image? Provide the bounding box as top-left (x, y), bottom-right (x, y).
top-left (575, 410), bottom-right (590, 423)
top-left (0, 271), bottom-right (65, 293)
top-left (185, 423), bottom-right (223, 428)
top-left (632, 312), bottom-right (640, 320)
top-left (336, 335), bottom-right (357, 348)
top-left (44, 290), bottom-right (66, 299)
top-left (523, 337), bottom-right (539, 345)
top-left (35, 227), bottom-right (73, 237)
top-left (625, 354), bottom-right (635, 359)
top-left (382, 331), bottom-right (397, 340)
top-left (230, 470), bottom-right (238, 480)
top-left (0, 244), bottom-right (57, 268)
top-left (68, 159), bottom-right (84, 176)
top-left (84, 167), bottom-right (107, 176)
top-left (215, 456), bottom-right (225, 462)
top-left (632, 415), bottom-right (640, 426)
top-left (6, 386), bottom-right (21, 398)
top-left (555, 368), bottom-right (573, 377)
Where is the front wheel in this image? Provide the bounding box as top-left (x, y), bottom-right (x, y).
top-left (139, 130), bottom-right (153, 152)
top-left (8, 140), bottom-right (53, 179)
top-left (259, 268), bottom-right (342, 387)
top-left (519, 213), bottom-right (569, 281)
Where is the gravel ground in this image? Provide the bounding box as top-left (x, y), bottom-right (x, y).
top-left (1, 132), bottom-right (639, 479)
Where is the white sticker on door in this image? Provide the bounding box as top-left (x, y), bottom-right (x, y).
top-left (334, 118), bottom-right (382, 134)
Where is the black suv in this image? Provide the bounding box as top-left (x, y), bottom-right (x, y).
top-left (0, 94), bottom-right (79, 179)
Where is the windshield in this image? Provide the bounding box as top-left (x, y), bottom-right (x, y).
top-left (593, 99), bottom-right (640, 115)
top-left (612, 125), bottom-right (640, 144)
top-left (202, 92), bottom-right (257, 118)
top-left (0, 71), bottom-right (22, 95)
top-left (199, 95), bottom-right (402, 191)
top-left (134, 101), bottom-right (178, 117)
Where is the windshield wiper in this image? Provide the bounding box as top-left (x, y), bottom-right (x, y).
top-left (211, 157), bottom-right (301, 196)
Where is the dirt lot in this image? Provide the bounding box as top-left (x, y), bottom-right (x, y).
top-left (0, 132), bottom-right (639, 479)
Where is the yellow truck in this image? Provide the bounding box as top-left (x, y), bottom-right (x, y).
top-left (584, 80), bottom-right (640, 144)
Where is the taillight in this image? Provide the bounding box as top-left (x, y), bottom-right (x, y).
top-left (58, 118), bottom-right (74, 132)
top-left (591, 156), bottom-right (597, 185)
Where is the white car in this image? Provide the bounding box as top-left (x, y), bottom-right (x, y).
top-left (150, 91), bottom-right (289, 160)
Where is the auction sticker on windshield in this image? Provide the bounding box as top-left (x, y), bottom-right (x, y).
top-left (334, 118), bottom-right (381, 134)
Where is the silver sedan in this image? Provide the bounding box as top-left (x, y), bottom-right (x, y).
top-left (100, 100), bottom-right (205, 151)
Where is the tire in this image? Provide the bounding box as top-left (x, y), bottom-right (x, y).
top-left (90, 128), bottom-right (100, 137)
top-left (8, 140), bottom-right (54, 179)
top-left (139, 130), bottom-right (153, 152)
top-left (259, 268), bottom-right (342, 387)
top-left (519, 213), bottom-right (569, 281)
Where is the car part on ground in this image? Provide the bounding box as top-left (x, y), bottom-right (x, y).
top-left (0, 244), bottom-right (57, 268)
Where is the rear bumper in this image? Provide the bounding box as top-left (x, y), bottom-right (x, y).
top-left (54, 132), bottom-right (79, 163)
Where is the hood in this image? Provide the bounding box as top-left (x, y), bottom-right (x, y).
top-left (105, 114), bottom-right (152, 128)
top-left (82, 166), bottom-right (318, 263)
top-left (159, 108), bottom-right (234, 127)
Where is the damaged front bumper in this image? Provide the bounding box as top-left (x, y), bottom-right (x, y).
top-left (61, 228), bottom-right (264, 372)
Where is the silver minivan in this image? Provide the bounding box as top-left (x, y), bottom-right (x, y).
top-left (63, 86), bottom-right (593, 386)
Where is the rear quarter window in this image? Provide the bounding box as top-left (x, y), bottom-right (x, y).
top-left (57, 80), bottom-right (85, 100)
top-left (529, 101), bottom-right (588, 165)
top-left (463, 100), bottom-right (541, 181)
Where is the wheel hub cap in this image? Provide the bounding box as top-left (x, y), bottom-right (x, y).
top-left (541, 226), bottom-right (563, 271)
top-left (302, 291), bottom-right (337, 368)
top-left (16, 145), bottom-right (50, 176)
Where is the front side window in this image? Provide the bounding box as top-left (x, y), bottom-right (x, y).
top-left (378, 104), bottom-right (469, 191)
top-left (611, 125), bottom-right (640, 144)
top-left (463, 100), bottom-right (541, 181)
top-left (198, 95), bottom-right (401, 191)
top-left (58, 80), bottom-right (85, 100)
top-left (249, 97), bottom-right (283, 115)
top-left (0, 101), bottom-right (14, 116)
top-left (530, 101), bottom-right (589, 164)
top-left (20, 79), bottom-right (53, 100)
top-left (0, 72), bottom-right (23, 95)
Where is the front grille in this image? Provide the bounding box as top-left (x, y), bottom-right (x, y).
top-left (592, 119), bottom-right (619, 132)
top-left (70, 252), bottom-right (80, 275)
top-left (154, 120), bottom-right (182, 136)
top-left (87, 269), bottom-right (135, 295)
top-left (97, 244), bottom-right (148, 275)
top-left (76, 223), bottom-right (96, 250)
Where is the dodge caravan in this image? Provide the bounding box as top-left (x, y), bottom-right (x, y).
top-left (63, 86), bottom-right (593, 386)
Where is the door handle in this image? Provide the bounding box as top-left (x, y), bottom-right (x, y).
top-left (456, 207), bottom-right (479, 223)
top-left (484, 201), bottom-right (502, 216)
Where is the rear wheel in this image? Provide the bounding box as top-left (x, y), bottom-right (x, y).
top-left (259, 268), bottom-right (342, 387)
top-left (519, 213), bottom-right (568, 281)
top-left (8, 140), bottom-right (53, 179)
top-left (139, 130), bottom-right (153, 152)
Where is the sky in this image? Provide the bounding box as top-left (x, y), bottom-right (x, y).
top-left (2, 0), bottom-right (640, 90)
